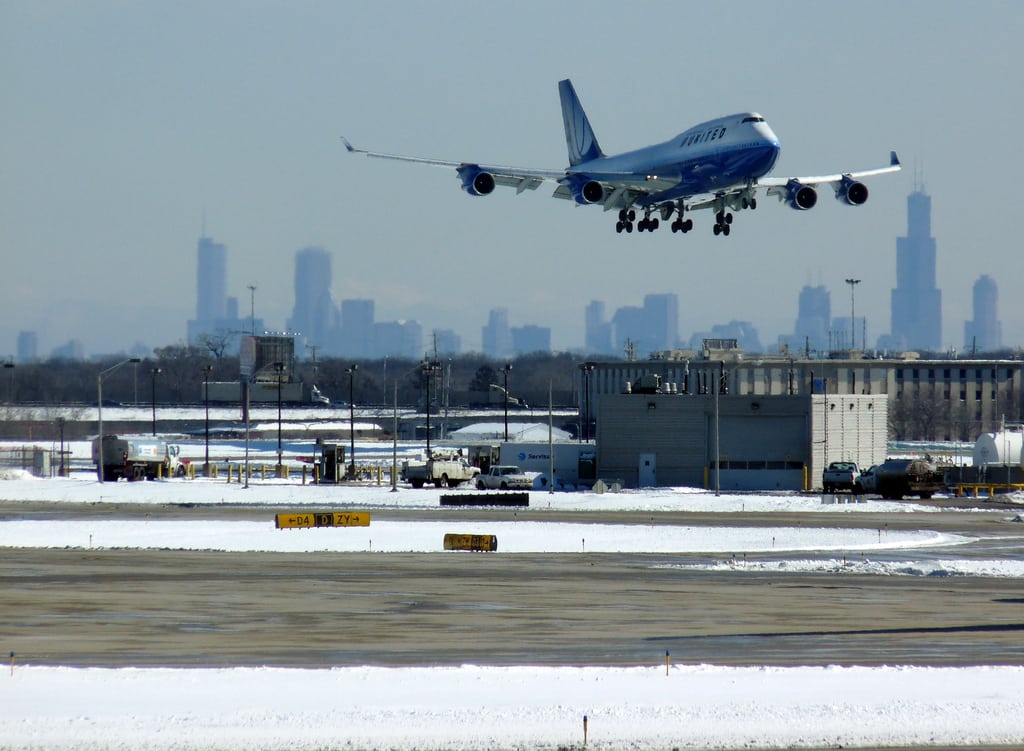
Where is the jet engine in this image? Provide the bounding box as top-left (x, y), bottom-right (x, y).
top-left (457, 165), bottom-right (496, 196)
top-left (564, 175), bottom-right (605, 205)
top-left (785, 179), bottom-right (818, 210)
top-left (835, 175), bottom-right (869, 206)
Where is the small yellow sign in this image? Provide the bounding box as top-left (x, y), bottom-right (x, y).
top-left (275, 511), bottom-right (371, 529)
top-left (443, 533), bottom-right (498, 552)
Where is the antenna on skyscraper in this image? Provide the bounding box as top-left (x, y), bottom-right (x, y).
top-left (201, 207), bottom-right (207, 238)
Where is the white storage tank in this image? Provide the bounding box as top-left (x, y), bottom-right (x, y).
top-left (972, 429), bottom-right (1024, 466)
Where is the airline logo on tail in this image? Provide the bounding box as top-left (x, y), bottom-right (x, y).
top-left (559, 79), bottom-right (603, 166)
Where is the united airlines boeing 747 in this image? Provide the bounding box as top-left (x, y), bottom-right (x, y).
top-left (342, 79), bottom-right (900, 236)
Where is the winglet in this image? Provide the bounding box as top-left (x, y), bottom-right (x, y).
top-left (890, 151), bottom-right (900, 167)
top-left (340, 136), bottom-right (358, 154)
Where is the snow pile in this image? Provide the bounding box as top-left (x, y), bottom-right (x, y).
top-left (2, 664), bottom-right (1023, 750)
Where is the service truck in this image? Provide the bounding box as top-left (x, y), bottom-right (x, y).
top-left (476, 465), bottom-right (533, 490)
top-left (822, 461), bottom-right (860, 493)
top-left (870, 458), bottom-right (945, 500)
top-left (402, 451), bottom-right (480, 488)
top-left (92, 435), bottom-right (185, 482)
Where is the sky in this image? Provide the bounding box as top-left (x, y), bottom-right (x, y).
top-left (2, 1), bottom-right (1022, 359)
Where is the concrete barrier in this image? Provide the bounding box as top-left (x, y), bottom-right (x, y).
top-left (440, 492), bottom-right (529, 508)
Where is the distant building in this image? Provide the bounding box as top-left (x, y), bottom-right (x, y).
top-left (195, 236), bottom-right (227, 323)
top-left (511, 325), bottom-right (551, 355)
top-left (964, 274), bottom-right (1000, 354)
top-left (16, 330), bottom-right (38, 363)
top-left (611, 293), bottom-right (680, 358)
top-left (482, 308), bottom-right (513, 358)
top-left (50, 339), bottom-right (84, 360)
top-left (287, 247), bottom-right (336, 351)
top-left (781, 284), bottom-right (830, 355)
top-left (891, 187), bottom-right (941, 351)
top-left (371, 320), bottom-right (422, 359)
top-left (339, 299), bottom-right (375, 357)
top-left (584, 300), bottom-right (614, 355)
top-left (689, 321), bottom-right (763, 353)
top-left (432, 329), bottom-right (462, 355)
top-left (186, 235), bottom-right (257, 351)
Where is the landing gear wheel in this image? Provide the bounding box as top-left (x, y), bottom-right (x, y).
top-left (625, 222), bottom-right (633, 233)
top-left (616, 221), bottom-right (624, 233)
top-left (725, 213), bottom-right (733, 225)
top-left (722, 223), bottom-right (731, 236)
top-left (713, 224), bottom-right (722, 236)
top-left (627, 209), bottom-right (636, 222)
top-left (750, 198), bottom-right (757, 210)
top-left (684, 218), bottom-right (693, 232)
top-left (649, 218), bottom-right (659, 231)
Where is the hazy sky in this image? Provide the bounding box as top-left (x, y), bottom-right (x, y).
top-left (2, 1), bottom-right (1021, 358)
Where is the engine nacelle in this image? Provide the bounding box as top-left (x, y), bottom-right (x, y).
top-left (564, 175), bottom-right (605, 205)
top-left (835, 176), bottom-right (869, 206)
top-left (785, 179), bottom-right (817, 210)
top-left (457, 165), bottom-right (495, 196)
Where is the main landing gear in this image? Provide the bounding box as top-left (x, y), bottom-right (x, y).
top-left (615, 209), bottom-right (636, 233)
top-left (713, 210), bottom-right (733, 236)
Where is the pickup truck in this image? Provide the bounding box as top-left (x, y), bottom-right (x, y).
top-left (476, 465), bottom-right (532, 490)
top-left (822, 461), bottom-right (860, 493)
top-left (402, 452), bottom-right (480, 489)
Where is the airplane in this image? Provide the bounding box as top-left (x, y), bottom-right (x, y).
top-left (341, 79), bottom-right (900, 237)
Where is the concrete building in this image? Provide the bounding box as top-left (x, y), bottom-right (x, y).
top-left (16, 330), bottom-right (37, 363)
top-left (596, 389), bottom-right (887, 490)
top-left (584, 345), bottom-right (1023, 444)
top-left (584, 300), bottom-right (613, 355)
top-left (339, 299), bottom-right (375, 357)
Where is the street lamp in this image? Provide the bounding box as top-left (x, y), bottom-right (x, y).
top-left (274, 362), bottom-right (285, 473)
top-left (97, 357), bottom-right (141, 483)
top-left (581, 362), bottom-right (596, 442)
top-left (57, 417), bottom-right (66, 477)
top-left (202, 364), bottom-right (213, 475)
top-left (150, 367), bottom-right (162, 436)
top-left (845, 278), bottom-right (861, 352)
top-left (3, 361), bottom-right (14, 404)
top-left (346, 364), bottom-right (358, 480)
top-left (500, 362), bottom-right (512, 442)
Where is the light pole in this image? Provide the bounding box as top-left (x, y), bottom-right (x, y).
top-left (247, 284), bottom-right (257, 336)
top-left (581, 362), bottom-right (596, 442)
top-left (346, 364), bottom-right (358, 479)
top-left (274, 362), bottom-right (285, 473)
top-left (202, 364), bottom-right (213, 475)
top-left (57, 417), bottom-right (66, 477)
top-left (500, 363), bottom-right (512, 441)
top-left (845, 278), bottom-right (861, 351)
top-left (3, 361), bottom-right (14, 404)
top-left (149, 367), bottom-right (162, 436)
top-left (97, 357), bottom-right (141, 483)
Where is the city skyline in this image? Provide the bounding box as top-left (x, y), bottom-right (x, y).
top-left (3, 3), bottom-right (1022, 358)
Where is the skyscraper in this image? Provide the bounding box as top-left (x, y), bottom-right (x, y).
top-left (791, 284), bottom-right (830, 355)
top-left (195, 236), bottom-right (227, 322)
top-left (891, 187), bottom-right (941, 351)
top-left (585, 300), bottom-right (613, 354)
top-left (482, 308), bottom-right (513, 358)
top-left (339, 299), bottom-right (375, 357)
top-left (287, 247), bottom-right (335, 350)
top-left (643, 293), bottom-right (679, 352)
top-left (964, 274), bottom-right (1001, 353)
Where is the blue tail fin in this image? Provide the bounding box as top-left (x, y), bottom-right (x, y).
top-left (559, 79), bottom-right (603, 166)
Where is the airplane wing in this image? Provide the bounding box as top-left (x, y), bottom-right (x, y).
top-left (341, 137), bottom-right (563, 194)
top-left (759, 151), bottom-right (901, 197)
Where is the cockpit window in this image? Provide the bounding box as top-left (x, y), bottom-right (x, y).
top-left (742, 116), bottom-right (765, 123)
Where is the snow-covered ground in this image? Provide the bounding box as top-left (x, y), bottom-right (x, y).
top-left (2, 462), bottom-right (1024, 748)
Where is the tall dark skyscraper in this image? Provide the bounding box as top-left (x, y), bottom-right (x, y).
top-left (195, 236), bottom-right (227, 322)
top-left (584, 300), bottom-right (613, 355)
top-left (964, 274), bottom-right (1001, 353)
top-left (891, 187), bottom-right (941, 351)
top-left (287, 247), bottom-right (335, 350)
